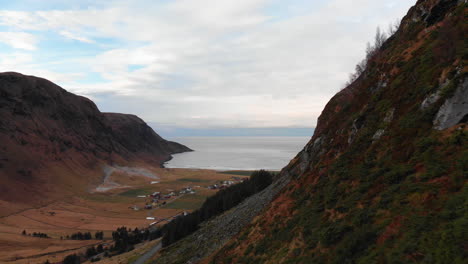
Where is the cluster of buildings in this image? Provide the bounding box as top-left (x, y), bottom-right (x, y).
top-left (139, 186), bottom-right (197, 210)
top-left (207, 177), bottom-right (245, 190)
top-left (130, 176), bottom-right (246, 211)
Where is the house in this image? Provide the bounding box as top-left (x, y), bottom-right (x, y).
top-left (145, 204), bottom-right (152, 209)
top-left (129, 205), bottom-right (140, 211)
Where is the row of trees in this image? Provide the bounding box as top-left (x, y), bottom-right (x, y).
top-left (69, 232), bottom-right (93, 240)
top-left (85, 244), bottom-right (104, 258)
top-left (32, 232), bottom-right (49, 238)
top-left (111, 226), bottom-right (160, 253)
top-left (22, 230), bottom-right (49, 238)
top-left (57, 226), bottom-right (162, 264)
top-left (345, 19), bottom-right (401, 88)
top-left (66, 231), bottom-right (104, 240)
top-left (22, 230), bottom-right (104, 240)
top-left (162, 170), bottom-right (274, 247)
top-left (94, 231), bottom-right (104, 240)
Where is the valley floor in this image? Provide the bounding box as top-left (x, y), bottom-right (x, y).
top-left (0, 167), bottom-right (247, 264)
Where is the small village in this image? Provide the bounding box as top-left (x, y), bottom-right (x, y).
top-left (128, 176), bottom-right (246, 225)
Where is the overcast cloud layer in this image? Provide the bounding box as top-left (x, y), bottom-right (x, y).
top-left (0, 0), bottom-right (416, 130)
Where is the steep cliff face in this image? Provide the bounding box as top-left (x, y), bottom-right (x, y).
top-left (210, 1), bottom-right (467, 263)
top-left (0, 72), bottom-right (190, 210)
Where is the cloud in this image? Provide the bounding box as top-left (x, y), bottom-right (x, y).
top-left (0, 31), bottom-right (37, 50)
top-left (59, 30), bottom-right (94, 43)
top-left (0, 0), bottom-right (417, 128)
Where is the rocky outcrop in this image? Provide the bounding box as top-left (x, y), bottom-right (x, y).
top-left (433, 78), bottom-right (468, 130)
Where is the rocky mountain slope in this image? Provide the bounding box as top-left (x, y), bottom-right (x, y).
top-left (153, 1), bottom-right (467, 263)
top-left (0, 72), bottom-right (191, 214)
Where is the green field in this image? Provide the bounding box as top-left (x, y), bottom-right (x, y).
top-left (118, 188), bottom-right (152, 197)
top-left (177, 178), bottom-right (211, 183)
top-left (219, 170), bottom-right (254, 176)
top-left (84, 193), bottom-right (132, 203)
top-left (161, 194), bottom-right (208, 210)
top-left (219, 170), bottom-right (280, 177)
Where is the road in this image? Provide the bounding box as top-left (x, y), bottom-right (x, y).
top-left (132, 241), bottom-right (162, 264)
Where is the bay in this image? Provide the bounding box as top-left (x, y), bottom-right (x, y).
top-left (164, 136), bottom-right (310, 171)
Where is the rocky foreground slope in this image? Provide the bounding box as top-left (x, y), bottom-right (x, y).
top-left (153, 0), bottom-right (467, 263)
top-left (0, 72), bottom-right (190, 214)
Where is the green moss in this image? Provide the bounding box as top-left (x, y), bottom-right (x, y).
top-left (383, 164), bottom-right (414, 184)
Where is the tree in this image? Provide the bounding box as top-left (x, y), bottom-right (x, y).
top-left (63, 254), bottom-right (80, 264)
top-left (95, 231), bottom-right (104, 240)
top-left (388, 18), bottom-right (401, 36)
top-left (343, 26), bottom-right (390, 89)
top-left (86, 246), bottom-right (97, 258)
top-left (96, 244), bottom-right (104, 253)
top-left (374, 26), bottom-right (387, 50)
top-left (22, 230), bottom-right (26, 235)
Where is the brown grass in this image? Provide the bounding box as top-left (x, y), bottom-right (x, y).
top-left (0, 167), bottom-right (244, 263)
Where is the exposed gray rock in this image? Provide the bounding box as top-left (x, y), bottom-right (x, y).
top-left (421, 91), bottom-right (442, 110)
top-left (433, 78), bottom-right (468, 130)
top-left (348, 116), bottom-right (365, 144)
top-left (299, 151), bottom-right (309, 173)
top-left (372, 129), bottom-right (385, 141)
top-left (412, 6), bottom-right (429, 22)
top-left (384, 108), bottom-right (395, 123)
top-left (369, 75), bottom-right (388, 93)
top-left (421, 79), bottom-right (450, 110)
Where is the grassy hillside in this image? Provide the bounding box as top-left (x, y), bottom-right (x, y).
top-left (210, 1), bottom-right (467, 263)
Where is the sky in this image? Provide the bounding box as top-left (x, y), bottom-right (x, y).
top-left (0, 0), bottom-right (416, 136)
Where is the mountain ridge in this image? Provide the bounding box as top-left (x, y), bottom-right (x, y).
top-left (151, 0), bottom-right (467, 263)
top-left (210, 0), bottom-right (467, 262)
top-left (0, 72), bottom-right (191, 215)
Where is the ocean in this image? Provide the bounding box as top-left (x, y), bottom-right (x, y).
top-left (164, 136), bottom-right (310, 171)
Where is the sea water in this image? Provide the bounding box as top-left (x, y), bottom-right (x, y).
top-left (164, 136), bottom-right (310, 171)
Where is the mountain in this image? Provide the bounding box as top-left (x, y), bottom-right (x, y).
top-left (153, 1), bottom-right (467, 263)
top-left (0, 72), bottom-right (191, 215)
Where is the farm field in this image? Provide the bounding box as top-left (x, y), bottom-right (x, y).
top-left (0, 167), bottom-right (248, 264)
